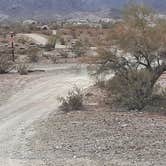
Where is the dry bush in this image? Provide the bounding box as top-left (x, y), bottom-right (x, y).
top-left (59, 50), bottom-right (68, 58)
top-left (158, 87), bottom-right (166, 103)
top-left (60, 37), bottom-right (65, 45)
top-left (45, 35), bottom-right (56, 51)
top-left (94, 74), bottom-right (106, 89)
top-left (16, 63), bottom-right (29, 75)
top-left (72, 40), bottom-right (87, 57)
top-left (17, 38), bottom-right (27, 44)
top-left (58, 87), bottom-right (83, 112)
top-left (50, 55), bottom-right (57, 64)
top-left (45, 44), bottom-right (54, 51)
top-left (27, 47), bottom-right (40, 63)
top-left (0, 55), bottom-right (14, 74)
top-left (28, 54), bottom-right (39, 63)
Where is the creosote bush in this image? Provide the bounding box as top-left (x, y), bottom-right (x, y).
top-left (27, 47), bottom-right (40, 63)
top-left (16, 63), bottom-right (29, 75)
top-left (45, 35), bottom-right (57, 51)
top-left (72, 40), bottom-right (87, 57)
top-left (94, 74), bottom-right (106, 89)
top-left (50, 55), bottom-right (57, 64)
top-left (106, 70), bottom-right (154, 110)
top-left (0, 55), bottom-right (13, 74)
top-left (58, 87), bottom-right (83, 112)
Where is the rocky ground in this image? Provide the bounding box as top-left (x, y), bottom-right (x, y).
top-left (0, 65), bottom-right (165, 166)
top-left (30, 86), bottom-right (166, 166)
top-left (0, 64), bottom-right (92, 166)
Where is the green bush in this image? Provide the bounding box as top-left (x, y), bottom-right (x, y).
top-left (58, 87), bottom-right (84, 112)
top-left (45, 35), bottom-right (56, 51)
top-left (107, 70), bottom-right (154, 110)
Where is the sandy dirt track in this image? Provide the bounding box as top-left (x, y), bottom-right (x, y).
top-left (17, 33), bottom-right (48, 46)
top-left (0, 65), bottom-right (91, 166)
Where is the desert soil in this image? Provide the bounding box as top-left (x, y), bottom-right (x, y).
top-left (0, 64), bottom-right (165, 166)
top-left (17, 33), bottom-right (48, 46)
top-left (0, 64), bottom-right (91, 166)
top-left (29, 86), bottom-right (166, 166)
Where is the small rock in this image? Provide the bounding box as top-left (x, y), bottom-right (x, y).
top-left (121, 124), bottom-right (128, 127)
top-left (73, 155), bottom-right (77, 159)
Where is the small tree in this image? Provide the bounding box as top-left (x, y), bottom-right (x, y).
top-left (97, 4), bottom-right (166, 110)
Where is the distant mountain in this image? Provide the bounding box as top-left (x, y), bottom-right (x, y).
top-left (0, 0), bottom-right (165, 20)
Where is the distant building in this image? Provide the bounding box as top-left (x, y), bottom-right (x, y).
top-left (41, 25), bottom-right (50, 30)
top-left (23, 19), bottom-right (38, 25)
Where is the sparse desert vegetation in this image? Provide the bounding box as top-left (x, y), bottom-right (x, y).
top-left (16, 62), bottom-right (29, 75)
top-left (93, 4), bottom-right (166, 111)
top-left (58, 86), bottom-right (84, 112)
top-left (0, 1), bottom-right (165, 166)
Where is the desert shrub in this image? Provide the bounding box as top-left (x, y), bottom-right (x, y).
top-left (45, 44), bottom-right (54, 51)
top-left (28, 54), bottom-right (39, 63)
top-left (159, 87), bottom-right (166, 101)
top-left (16, 48), bottom-right (27, 55)
top-left (45, 35), bottom-right (56, 51)
top-left (95, 79), bottom-right (106, 88)
top-left (60, 37), bottom-right (65, 45)
top-left (107, 70), bottom-right (154, 110)
top-left (72, 40), bottom-right (87, 57)
top-left (27, 47), bottom-right (40, 63)
top-left (59, 50), bottom-right (68, 58)
top-left (0, 55), bottom-right (14, 74)
top-left (58, 87), bottom-right (84, 112)
top-left (16, 63), bottom-right (29, 75)
top-left (50, 55), bottom-right (57, 64)
top-left (94, 74), bottom-right (106, 88)
top-left (17, 38), bottom-right (27, 44)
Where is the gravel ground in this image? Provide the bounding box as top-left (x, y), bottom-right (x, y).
top-left (30, 87), bottom-right (166, 166)
top-left (0, 66), bottom-right (165, 166)
top-left (0, 64), bottom-right (92, 166)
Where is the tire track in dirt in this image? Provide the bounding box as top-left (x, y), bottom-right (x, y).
top-left (0, 67), bottom-right (92, 166)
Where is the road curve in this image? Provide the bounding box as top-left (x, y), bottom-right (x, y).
top-left (17, 33), bottom-right (48, 46)
top-left (0, 66), bottom-right (91, 166)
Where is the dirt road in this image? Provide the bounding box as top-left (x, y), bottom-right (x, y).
top-left (17, 33), bottom-right (48, 46)
top-left (0, 65), bottom-right (91, 166)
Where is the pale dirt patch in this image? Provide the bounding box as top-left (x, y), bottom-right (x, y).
top-left (17, 33), bottom-right (48, 46)
top-left (0, 73), bottom-right (41, 106)
top-left (0, 66), bottom-right (165, 166)
top-left (0, 65), bottom-right (91, 166)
